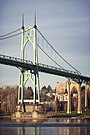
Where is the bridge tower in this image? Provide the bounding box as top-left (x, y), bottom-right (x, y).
top-left (18, 14), bottom-right (40, 105)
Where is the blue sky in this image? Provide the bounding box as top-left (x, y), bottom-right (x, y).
top-left (0, 0), bottom-right (90, 88)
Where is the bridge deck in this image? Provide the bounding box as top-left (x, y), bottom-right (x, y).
top-left (0, 54), bottom-right (90, 83)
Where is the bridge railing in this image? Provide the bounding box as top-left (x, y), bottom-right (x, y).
top-left (0, 54), bottom-right (33, 64)
top-left (38, 63), bottom-right (80, 76)
top-left (1, 54), bottom-right (90, 83)
top-left (0, 54), bottom-right (81, 76)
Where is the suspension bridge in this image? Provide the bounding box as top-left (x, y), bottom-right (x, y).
top-left (0, 15), bottom-right (90, 114)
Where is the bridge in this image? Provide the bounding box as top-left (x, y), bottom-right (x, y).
top-left (0, 54), bottom-right (90, 83)
top-left (0, 15), bottom-right (90, 114)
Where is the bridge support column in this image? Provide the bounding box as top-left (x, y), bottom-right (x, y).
top-left (77, 82), bottom-right (82, 114)
top-left (67, 80), bottom-right (71, 114)
top-left (85, 84), bottom-right (88, 111)
top-left (34, 72), bottom-right (37, 104)
top-left (18, 15), bottom-right (40, 105)
top-left (18, 70), bottom-right (25, 104)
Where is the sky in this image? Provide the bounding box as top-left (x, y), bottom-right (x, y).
top-left (0, 0), bottom-right (90, 88)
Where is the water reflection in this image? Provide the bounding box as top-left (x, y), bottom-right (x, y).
top-left (16, 126), bottom-right (90, 135)
top-left (0, 118), bottom-right (90, 135)
top-left (17, 127), bottom-right (40, 135)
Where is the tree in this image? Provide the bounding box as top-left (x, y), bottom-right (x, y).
top-left (41, 86), bottom-right (48, 95)
top-left (47, 85), bottom-right (52, 91)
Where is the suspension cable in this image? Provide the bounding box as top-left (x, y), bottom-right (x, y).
top-left (37, 43), bottom-right (65, 70)
top-left (0, 27), bottom-right (33, 40)
top-left (0, 32), bottom-right (22, 40)
top-left (0, 28), bottom-right (22, 38)
top-left (37, 28), bottom-right (81, 75)
top-left (0, 26), bottom-right (81, 75)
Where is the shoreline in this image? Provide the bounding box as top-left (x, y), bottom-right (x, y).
top-left (0, 114), bottom-right (90, 120)
top-left (0, 111), bottom-right (90, 120)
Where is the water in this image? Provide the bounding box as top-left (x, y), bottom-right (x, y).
top-left (0, 118), bottom-right (90, 135)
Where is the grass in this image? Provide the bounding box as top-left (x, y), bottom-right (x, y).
top-left (84, 111), bottom-right (90, 116)
top-left (47, 111), bottom-right (90, 118)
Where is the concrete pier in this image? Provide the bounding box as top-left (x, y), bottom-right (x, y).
top-left (85, 84), bottom-right (89, 111)
top-left (67, 80), bottom-right (71, 114)
top-left (12, 104), bottom-right (46, 120)
top-left (77, 82), bottom-right (82, 114)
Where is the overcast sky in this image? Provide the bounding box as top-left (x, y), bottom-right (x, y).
top-left (0, 0), bottom-right (90, 88)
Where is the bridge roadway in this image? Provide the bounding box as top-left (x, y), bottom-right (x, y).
top-left (0, 54), bottom-right (90, 83)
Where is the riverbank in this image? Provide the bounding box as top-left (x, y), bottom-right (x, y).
top-left (0, 111), bottom-right (90, 120)
top-left (47, 111), bottom-right (90, 119)
top-left (0, 115), bottom-right (11, 119)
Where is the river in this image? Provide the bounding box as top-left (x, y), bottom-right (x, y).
top-left (0, 118), bottom-right (90, 135)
